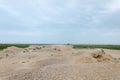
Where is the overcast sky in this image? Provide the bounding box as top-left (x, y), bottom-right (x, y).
top-left (0, 0), bottom-right (120, 44)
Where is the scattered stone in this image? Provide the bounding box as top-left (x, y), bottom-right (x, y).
top-left (0, 57), bottom-right (3, 59)
top-left (23, 51), bottom-right (26, 53)
top-left (22, 61), bottom-right (26, 63)
top-left (91, 49), bottom-right (105, 58)
top-left (6, 54), bottom-right (9, 57)
top-left (53, 48), bottom-right (57, 51)
top-left (51, 54), bottom-right (53, 56)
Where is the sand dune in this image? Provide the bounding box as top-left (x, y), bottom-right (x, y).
top-left (0, 45), bottom-right (120, 80)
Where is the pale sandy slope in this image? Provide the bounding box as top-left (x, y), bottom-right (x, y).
top-left (0, 45), bottom-right (120, 80)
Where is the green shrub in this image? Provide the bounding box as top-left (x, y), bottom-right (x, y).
top-left (73, 45), bottom-right (120, 50)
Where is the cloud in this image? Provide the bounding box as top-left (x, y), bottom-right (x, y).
top-left (0, 0), bottom-right (110, 27)
top-left (105, 0), bottom-right (120, 13)
top-left (0, 0), bottom-right (120, 44)
top-left (0, 4), bottom-right (20, 15)
top-left (102, 28), bottom-right (120, 36)
top-left (0, 31), bottom-right (54, 36)
top-left (101, 32), bottom-right (120, 37)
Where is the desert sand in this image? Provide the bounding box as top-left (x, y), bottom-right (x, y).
top-left (0, 45), bottom-right (120, 80)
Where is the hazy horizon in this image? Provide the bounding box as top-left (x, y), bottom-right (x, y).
top-left (0, 0), bottom-right (120, 44)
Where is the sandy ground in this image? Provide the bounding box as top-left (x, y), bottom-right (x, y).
top-left (0, 45), bottom-right (120, 80)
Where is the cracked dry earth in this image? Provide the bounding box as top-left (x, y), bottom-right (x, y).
top-left (0, 45), bottom-right (120, 80)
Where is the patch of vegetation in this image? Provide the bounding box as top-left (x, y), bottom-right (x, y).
top-left (73, 45), bottom-right (120, 50)
top-left (1, 44), bottom-right (120, 50)
top-left (0, 44), bottom-right (30, 50)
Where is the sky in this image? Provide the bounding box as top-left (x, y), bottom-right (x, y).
top-left (0, 0), bottom-right (120, 44)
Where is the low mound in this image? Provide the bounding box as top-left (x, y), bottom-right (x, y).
top-left (0, 46), bottom-right (24, 58)
top-left (91, 49), bottom-right (119, 63)
top-left (26, 45), bottom-right (73, 52)
top-left (74, 49), bottom-right (120, 63)
top-left (3, 46), bottom-right (22, 53)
